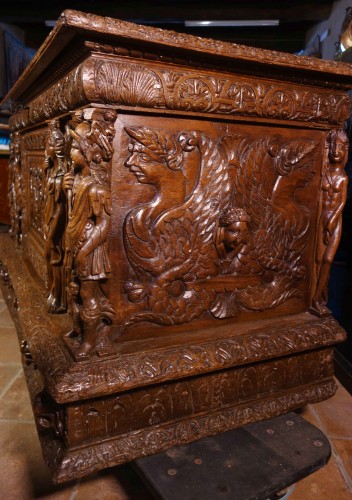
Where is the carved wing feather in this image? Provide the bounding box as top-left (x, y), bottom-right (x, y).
top-left (155, 134), bottom-right (232, 280)
top-left (232, 138), bottom-right (274, 229)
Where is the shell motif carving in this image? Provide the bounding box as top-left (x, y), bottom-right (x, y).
top-left (94, 60), bottom-right (166, 108)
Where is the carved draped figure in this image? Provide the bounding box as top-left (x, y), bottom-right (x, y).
top-left (65, 175), bottom-right (112, 281)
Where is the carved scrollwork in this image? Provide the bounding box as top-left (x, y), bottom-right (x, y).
top-left (123, 126), bottom-right (318, 327)
top-left (226, 82), bottom-right (257, 114)
top-left (263, 89), bottom-right (295, 119)
top-left (9, 57), bottom-right (350, 130)
top-left (176, 77), bottom-right (213, 112)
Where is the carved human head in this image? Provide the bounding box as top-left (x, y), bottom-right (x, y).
top-left (327, 129), bottom-right (349, 165)
top-left (218, 207), bottom-right (251, 251)
top-left (125, 127), bottom-right (183, 171)
top-left (219, 208), bottom-right (251, 227)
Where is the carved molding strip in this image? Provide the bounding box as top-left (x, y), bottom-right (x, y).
top-left (28, 315), bottom-right (345, 402)
top-left (10, 65), bottom-right (87, 131)
top-left (59, 10), bottom-right (352, 78)
top-left (9, 57), bottom-right (350, 131)
top-left (47, 379), bottom-right (336, 483)
top-left (65, 348), bottom-right (332, 447)
top-left (91, 59), bottom-right (350, 125)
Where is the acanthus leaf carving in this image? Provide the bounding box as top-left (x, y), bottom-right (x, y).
top-left (10, 57), bottom-right (350, 130)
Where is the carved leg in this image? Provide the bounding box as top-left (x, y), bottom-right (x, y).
top-left (311, 261), bottom-right (331, 317)
top-left (76, 280), bottom-right (102, 358)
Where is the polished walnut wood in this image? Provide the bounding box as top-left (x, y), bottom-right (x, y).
top-left (1, 9), bottom-right (352, 483)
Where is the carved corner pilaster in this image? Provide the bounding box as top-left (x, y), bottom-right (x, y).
top-left (58, 108), bottom-right (118, 360)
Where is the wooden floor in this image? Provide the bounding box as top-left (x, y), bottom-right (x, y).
top-left (0, 288), bottom-right (352, 499)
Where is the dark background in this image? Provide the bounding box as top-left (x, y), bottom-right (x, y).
top-left (0, 0), bottom-right (337, 53)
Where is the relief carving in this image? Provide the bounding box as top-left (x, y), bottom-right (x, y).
top-left (23, 130), bottom-right (47, 151)
top-left (311, 129), bottom-right (349, 316)
top-left (263, 89), bottom-right (294, 119)
top-left (10, 58), bottom-right (350, 130)
top-left (51, 380), bottom-right (336, 483)
top-left (63, 110), bottom-right (117, 358)
top-left (123, 127), bottom-right (230, 327)
top-left (1, 9), bottom-right (349, 483)
top-left (123, 127), bottom-right (317, 327)
top-left (34, 390), bottom-right (64, 439)
top-left (28, 66), bottom-right (87, 126)
top-left (66, 348), bottom-right (331, 447)
top-left (43, 120), bottom-right (67, 313)
top-left (213, 137), bottom-right (316, 318)
top-left (29, 164), bottom-right (45, 236)
top-left (8, 132), bottom-right (22, 244)
top-left (177, 78), bottom-right (213, 112)
top-left (94, 60), bottom-right (165, 108)
top-left (62, 10), bottom-right (352, 79)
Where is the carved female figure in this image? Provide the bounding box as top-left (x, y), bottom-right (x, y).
top-left (311, 129), bottom-right (348, 315)
top-left (43, 119), bottom-right (66, 313)
top-left (63, 113), bottom-right (116, 357)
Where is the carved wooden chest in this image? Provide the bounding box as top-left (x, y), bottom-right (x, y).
top-left (0, 10), bottom-right (351, 483)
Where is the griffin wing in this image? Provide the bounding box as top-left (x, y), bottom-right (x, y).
top-left (154, 133), bottom-right (233, 281)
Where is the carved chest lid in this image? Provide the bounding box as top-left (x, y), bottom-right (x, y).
top-left (3, 8), bottom-right (352, 110)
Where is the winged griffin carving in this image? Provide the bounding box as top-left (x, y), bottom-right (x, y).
top-left (123, 126), bottom-right (317, 328)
